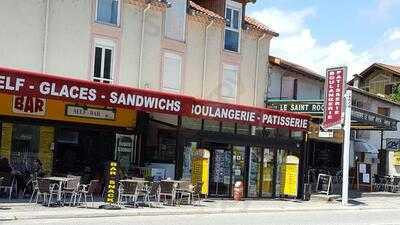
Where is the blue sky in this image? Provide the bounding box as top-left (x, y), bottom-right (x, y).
top-left (248, 0), bottom-right (400, 76)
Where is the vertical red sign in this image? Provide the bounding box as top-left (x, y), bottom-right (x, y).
top-left (322, 67), bottom-right (347, 129)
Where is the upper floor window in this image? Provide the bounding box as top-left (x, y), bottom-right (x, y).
top-left (162, 52), bottom-right (182, 92)
top-left (93, 38), bottom-right (115, 83)
top-left (378, 107), bottom-right (391, 117)
top-left (224, 1), bottom-right (241, 52)
top-left (222, 65), bottom-right (238, 99)
top-left (165, 0), bottom-right (187, 42)
top-left (96, 0), bottom-right (120, 26)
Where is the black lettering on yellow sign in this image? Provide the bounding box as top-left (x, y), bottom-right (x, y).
top-left (104, 161), bottom-right (119, 204)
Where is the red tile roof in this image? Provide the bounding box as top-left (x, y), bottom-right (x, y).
top-left (244, 16), bottom-right (279, 37)
top-left (269, 56), bottom-right (324, 81)
top-left (188, 1), bottom-right (278, 37)
top-left (189, 1), bottom-right (224, 21)
top-left (359, 63), bottom-right (400, 77)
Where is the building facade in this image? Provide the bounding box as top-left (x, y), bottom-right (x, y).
top-left (351, 63), bottom-right (400, 177)
top-left (0, 0), bottom-right (313, 199)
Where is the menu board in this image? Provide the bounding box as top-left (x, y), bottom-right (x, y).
top-left (357, 163), bottom-right (372, 191)
top-left (316, 174), bottom-right (332, 195)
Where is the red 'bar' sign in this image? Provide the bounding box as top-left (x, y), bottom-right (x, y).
top-left (322, 67), bottom-right (347, 129)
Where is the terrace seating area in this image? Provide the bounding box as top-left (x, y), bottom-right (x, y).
top-left (0, 172), bottom-right (204, 209)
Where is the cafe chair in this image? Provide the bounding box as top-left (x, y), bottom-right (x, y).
top-left (145, 182), bottom-right (160, 207)
top-left (159, 181), bottom-right (177, 206)
top-left (62, 176), bottom-right (80, 206)
top-left (36, 178), bottom-right (59, 206)
top-left (118, 181), bottom-right (139, 207)
top-left (77, 180), bottom-right (99, 208)
top-left (177, 181), bottom-right (194, 206)
top-left (0, 172), bottom-right (17, 200)
top-left (191, 182), bottom-right (203, 206)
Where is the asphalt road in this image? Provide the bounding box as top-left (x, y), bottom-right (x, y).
top-left (4, 208), bottom-right (400, 225)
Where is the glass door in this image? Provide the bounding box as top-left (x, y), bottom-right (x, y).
top-left (262, 148), bottom-right (275, 197)
top-left (209, 147), bottom-right (232, 197)
top-left (248, 147), bottom-right (262, 197)
top-left (232, 146), bottom-right (246, 190)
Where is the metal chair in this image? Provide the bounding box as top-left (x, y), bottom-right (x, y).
top-left (36, 178), bottom-right (58, 206)
top-left (177, 181), bottom-right (194, 206)
top-left (62, 177), bottom-right (80, 206)
top-left (0, 172), bottom-right (17, 200)
top-left (191, 182), bottom-right (203, 206)
top-left (145, 182), bottom-right (160, 206)
top-left (118, 181), bottom-right (139, 206)
top-left (77, 180), bottom-right (99, 208)
top-left (159, 181), bottom-right (177, 205)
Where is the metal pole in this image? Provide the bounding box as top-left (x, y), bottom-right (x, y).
top-left (342, 89), bottom-right (352, 205)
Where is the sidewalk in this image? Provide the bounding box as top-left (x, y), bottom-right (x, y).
top-left (1, 192), bottom-right (400, 221)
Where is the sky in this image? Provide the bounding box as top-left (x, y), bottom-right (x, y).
top-left (247, 0), bottom-right (400, 78)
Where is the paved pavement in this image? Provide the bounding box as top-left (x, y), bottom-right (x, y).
top-left (1, 192), bottom-right (400, 223)
top-left (3, 208), bottom-right (400, 225)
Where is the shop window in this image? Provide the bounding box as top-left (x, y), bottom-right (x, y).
top-left (164, 0), bottom-right (187, 42)
top-left (93, 38), bottom-right (115, 83)
top-left (221, 122), bottom-right (235, 134)
top-left (11, 124), bottom-right (40, 170)
top-left (203, 120), bottom-right (220, 132)
top-left (182, 117), bottom-right (202, 130)
top-left (224, 1), bottom-right (241, 52)
top-left (236, 123), bottom-right (249, 135)
top-left (182, 142), bottom-right (197, 179)
top-left (96, 0), bottom-right (120, 26)
top-left (355, 130), bottom-right (370, 140)
top-left (221, 65), bottom-right (238, 99)
top-left (162, 52), bottom-right (182, 92)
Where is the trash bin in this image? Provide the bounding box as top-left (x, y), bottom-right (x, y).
top-left (233, 181), bottom-right (243, 201)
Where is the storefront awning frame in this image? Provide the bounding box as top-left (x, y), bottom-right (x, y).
top-left (0, 67), bottom-right (310, 131)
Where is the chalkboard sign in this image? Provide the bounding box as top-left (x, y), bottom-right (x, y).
top-left (357, 163), bottom-right (372, 191)
top-left (316, 173), bottom-right (332, 195)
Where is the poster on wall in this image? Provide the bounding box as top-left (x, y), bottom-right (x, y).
top-left (115, 134), bottom-right (136, 172)
top-left (213, 150), bottom-right (225, 183)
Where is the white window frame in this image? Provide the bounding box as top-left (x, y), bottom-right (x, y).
top-left (164, 0), bottom-right (187, 42)
top-left (221, 64), bottom-right (239, 100)
top-left (93, 38), bottom-right (116, 83)
top-left (224, 0), bottom-right (242, 53)
top-left (95, 0), bottom-right (121, 27)
top-left (162, 52), bottom-right (183, 93)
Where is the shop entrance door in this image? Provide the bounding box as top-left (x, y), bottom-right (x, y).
top-left (209, 144), bottom-right (232, 197)
top-left (248, 147), bottom-right (275, 198)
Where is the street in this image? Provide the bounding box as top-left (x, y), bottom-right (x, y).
top-left (4, 208), bottom-right (400, 225)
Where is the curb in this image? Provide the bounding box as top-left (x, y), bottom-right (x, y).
top-left (2, 205), bottom-right (399, 221)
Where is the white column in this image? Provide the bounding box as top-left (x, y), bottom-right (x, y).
top-left (342, 89), bottom-right (352, 205)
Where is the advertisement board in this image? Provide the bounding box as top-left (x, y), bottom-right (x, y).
top-left (322, 67), bottom-right (347, 129)
top-left (0, 67), bottom-right (310, 131)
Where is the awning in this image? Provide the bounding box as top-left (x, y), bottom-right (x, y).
top-left (0, 67), bottom-right (310, 131)
top-left (268, 99), bottom-right (398, 131)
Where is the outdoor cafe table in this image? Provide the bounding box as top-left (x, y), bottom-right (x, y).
top-left (43, 176), bottom-right (75, 204)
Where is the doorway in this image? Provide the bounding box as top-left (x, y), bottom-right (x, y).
top-left (247, 147), bottom-right (275, 197)
top-left (208, 143), bottom-right (232, 197)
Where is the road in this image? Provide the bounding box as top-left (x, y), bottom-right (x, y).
top-left (3, 208), bottom-right (400, 225)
